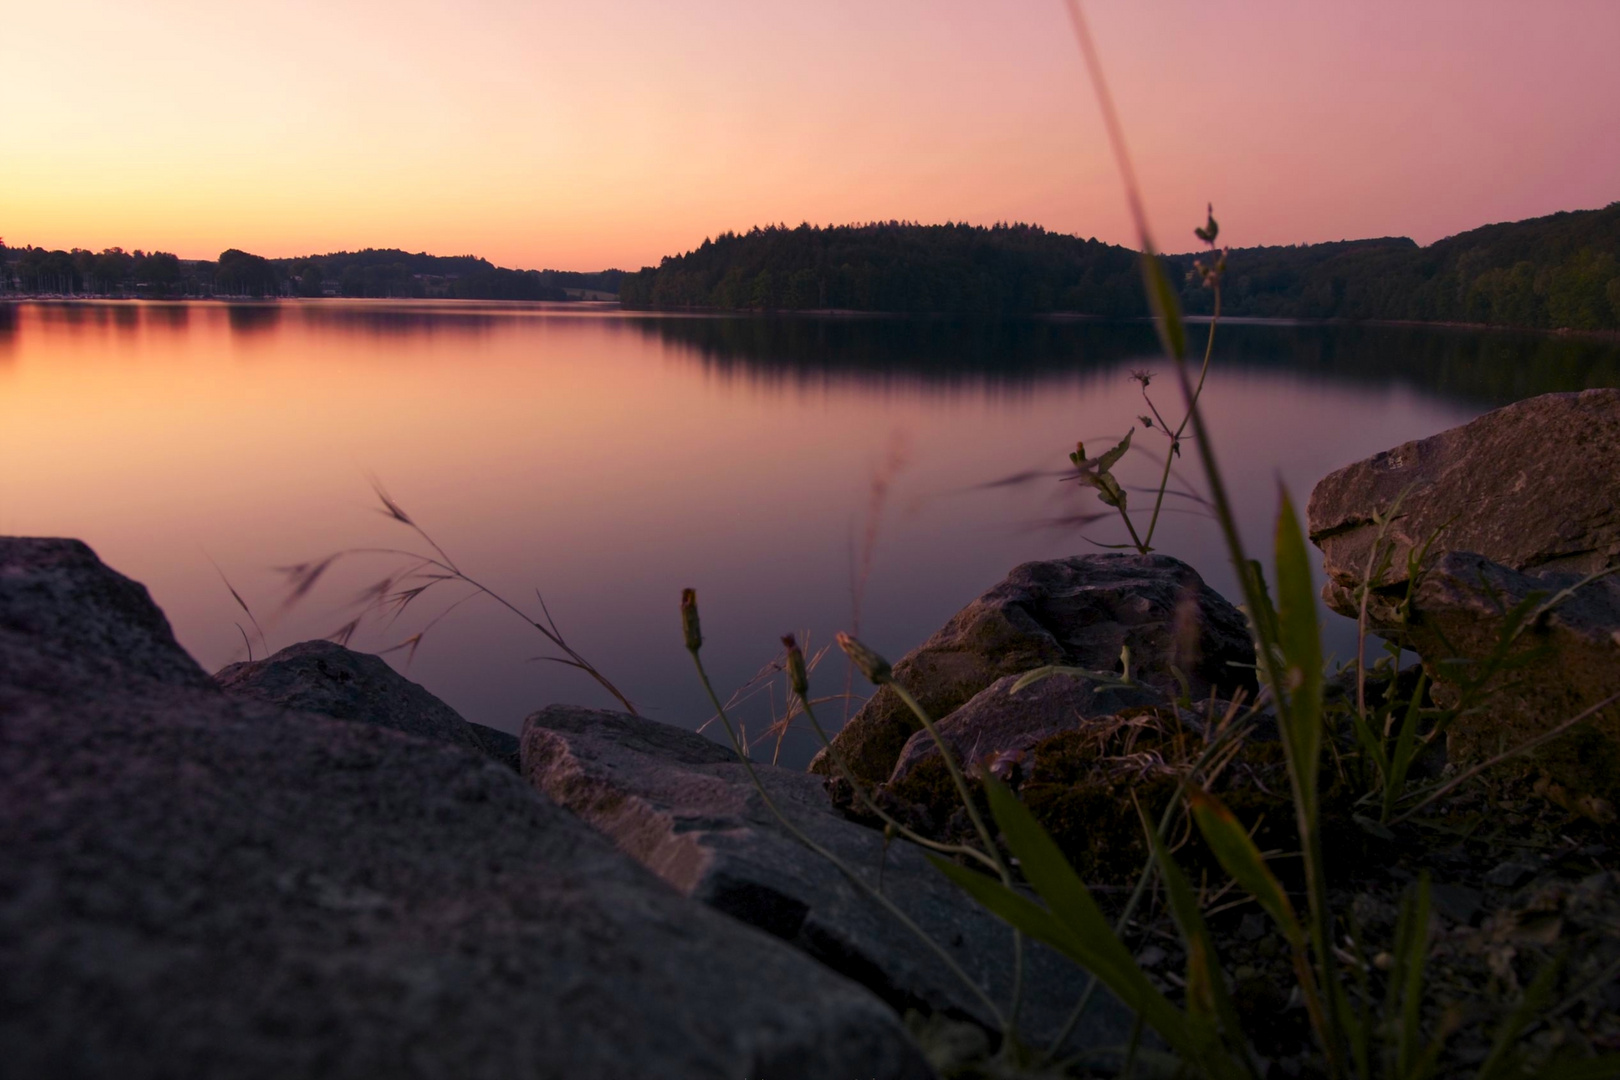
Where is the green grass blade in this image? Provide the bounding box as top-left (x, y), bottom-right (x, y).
top-left (979, 777), bottom-right (1143, 981)
top-left (1139, 251), bottom-right (1187, 362)
top-left (1273, 487), bottom-right (1323, 798)
top-left (1381, 672), bottom-right (1429, 822)
top-left (1188, 790), bottom-right (1305, 950)
top-left (1389, 875), bottom-right (1432, 1077)
top-left (1139, 800), bottom-right (1251, 1074)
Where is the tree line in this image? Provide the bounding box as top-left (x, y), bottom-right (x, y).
top-left (0, 241), bottom-right (625, 301)
top-left (620, 204), bottom-right (1620, 332)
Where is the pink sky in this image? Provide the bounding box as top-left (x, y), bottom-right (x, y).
top-left (4, 0), bottom-right (1617, 270)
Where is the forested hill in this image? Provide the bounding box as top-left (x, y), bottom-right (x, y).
top-left (619, 223), bottom-right (1148, 316)
top-left (620, 204), bottom-right (1620, 332)
top-left (0, 243), bottom-right (624, 301)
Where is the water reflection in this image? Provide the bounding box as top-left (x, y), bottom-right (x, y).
top-left (224, 303), bottom-right (282, 334)
top-left (635, 314), bottom-right (1620, 406)
top-left (3, 300), bottom-right (1617, 768)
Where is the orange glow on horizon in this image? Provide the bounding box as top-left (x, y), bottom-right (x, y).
top-left (5, 0), bottom-right (1619, 270)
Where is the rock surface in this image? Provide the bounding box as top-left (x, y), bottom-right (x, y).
top-left (885, 671), bottom-right (1165, 790)
top-left (1308, 388), bottom-right (1620, 620)
top-left (1403, 551), bottom-right (1620, 805)
top-left (523, 704), bottom-right (1136, 1059)
top-left (218, 639), bottom-right (520, 770)
top-left (0, 538), bottom-right (933, 1080)
top-left (811, 553), bottom-right (1256, 783)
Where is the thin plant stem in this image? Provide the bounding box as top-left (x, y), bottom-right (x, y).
top-left (880, 678), bottom-right (1028, 1048)
top-left (1066, 3), bottom-right (1347, 1072)
top-left (1141, 286), bottom-right (1220, 551)
top-left (888, 681), bottom-right (1003, 862)
top-left (686, 647), bottom-right (1008, 1028)
top-left (797, 693), bottom-right (999, 871)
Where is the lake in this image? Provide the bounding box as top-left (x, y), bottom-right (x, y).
top-left (5, 300), bottom-right (1618, 765)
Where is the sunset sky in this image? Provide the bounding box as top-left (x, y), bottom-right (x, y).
top-left (6, 0), bottom-right (1619, 271)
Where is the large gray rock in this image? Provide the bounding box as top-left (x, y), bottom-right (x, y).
top-left (811, 553), bottom-right (1255, 784)
top-left (1403, 551), bottom-right (1620, 806)
top-left (218, 639), bottom-right (520, 770)
top-left (523, 704), bottom-right (1136, 1059)
top-left (0, 538), bottom-right (932, 1080)
top-left (1308, 388), bottom-right (1620, 620)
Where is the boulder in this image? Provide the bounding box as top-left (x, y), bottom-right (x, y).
top-left (0, 538), bottom-right (932, 1080)
top-left (810, 553), bottom-right (1256, 783)
top-left (218, 639), bottom-right (520, 770)
top-left (1403, 551), bottom-right (1620, 807)
top-left (885, 672), bottom-right (1165, 792)
top-left (1308, 388), bottom-right (1620, 620)
top-left (523, 705), bottom-right (1136, 1059)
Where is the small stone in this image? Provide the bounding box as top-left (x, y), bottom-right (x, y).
top-left (1136, 945), bottom-right (1168, 969)
top-left (1237, 912), bottom-right (1268, 941)
top-left (1485, 861), bottom-right (1537, 889)
top-left (1431, 883), bottom-right (1484, 925)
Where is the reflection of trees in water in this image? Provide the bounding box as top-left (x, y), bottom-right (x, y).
top-left (292, 304), bottom-right (505, 339)
top-left (0, 304), bottom-right (16, 362)
top-left (631, 315), bottom-right (1161, 390)
top-left (633, 315), bottom-right (1620, 405)
top-left (224, 303), bottom-right (282, 334)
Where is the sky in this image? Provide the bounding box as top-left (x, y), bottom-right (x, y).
top-left (5, 0), bottom-right (1619, 271)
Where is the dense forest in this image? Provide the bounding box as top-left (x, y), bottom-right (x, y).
top-left (620, 204), bottom-right (1620, 332)
top-left (0, 241), bottom-right (624, 301)
top-left (619, 222), bottom-right (1148, 316)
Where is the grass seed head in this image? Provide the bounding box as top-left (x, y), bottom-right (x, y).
top-left (836, 631), bottom-right (892, 685)
top-left (680, 588), bottom-right (702, 652)
top-left (782, 634), bottom-right (809, 697)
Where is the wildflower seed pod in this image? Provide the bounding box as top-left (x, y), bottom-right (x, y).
top-left (836, 631), bottom-right (892, 685)
top-left (782, 634), bottom-right (809, 698)
top-left (680, 588), bottom-right (702, 651)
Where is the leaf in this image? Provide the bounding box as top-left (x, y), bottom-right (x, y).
top-left (1139, 252), bottom-right (1187, 362)
top-left (1274, 487), bottom-right (1324, 801)
top-left (1188, 790), bottom-right (1305, 951)
top-left (1010, 664), bottom-right (1128, 694)
top-left (934, 777), bottom-right (1246, 1075)
top-left (1139, 799), bottom-right (1249, 1065)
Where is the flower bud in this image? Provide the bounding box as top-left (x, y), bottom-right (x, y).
top-left (836, 631), bottom-right (892, 685)
top-left (782, 634), bottom-right (809, 697)
top-left (680, 588), bottom-right (702, 651)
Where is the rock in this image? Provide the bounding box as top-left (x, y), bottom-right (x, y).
top-left (522, 705), bottom-right (1136, 1058)
top-left (218, 639), bottom-right (520, 770)
top-left (1308, 388), bottom-right (1620, 620)
top-left (1403, 551), bottom-right (1620, 803)
top-left (883, 672), bottom-right (1165, 792)
top-left (811, 554), bottom-right (1256, 784)
top-left (1485, 862), bottom-right (1538, 889)
top-left (1430, 883), bottom-right (1484, 926)
top-left (0, 538), bottom-right (932, 1080)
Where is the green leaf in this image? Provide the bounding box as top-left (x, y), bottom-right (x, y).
top-left (1010, 664), bottom-right (1129, 694)
top-left (1139, 252), bottom-right (1187, 362)
top-left (1096, 427), bottom-right (1134, 471)
top-left (1188, 790), bottom-right (1305, 951)
top-left (1139, 799), bottom-right (1248, 1068)
top-left (1381, 671), bottom-right (1429, 822)
top-left (1274, 487), bottom-right (1324, 800)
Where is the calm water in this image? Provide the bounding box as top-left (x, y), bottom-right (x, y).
top-left (5, 300), bottom-right (1618, 764)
